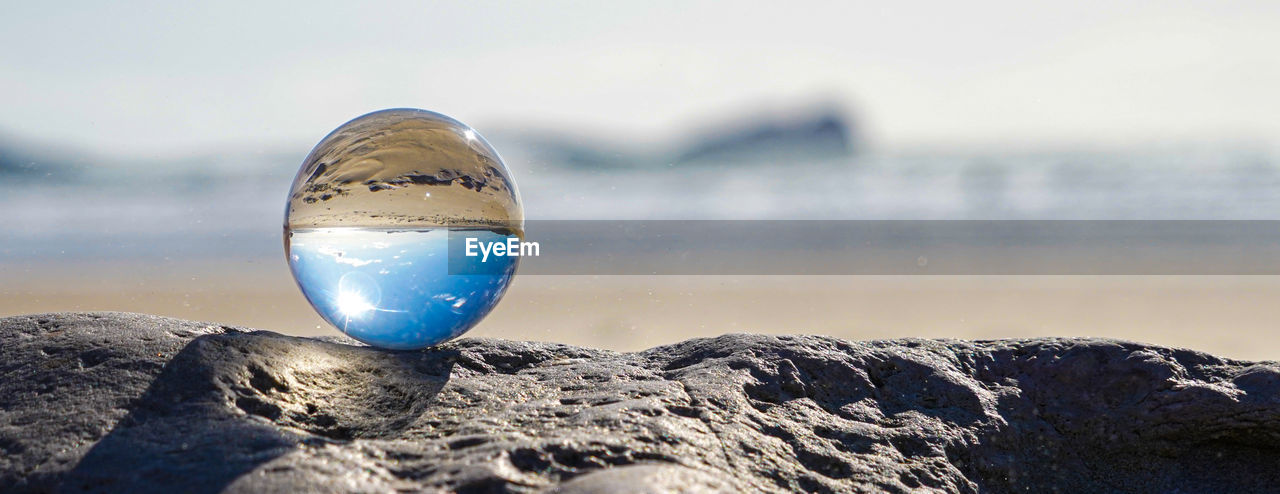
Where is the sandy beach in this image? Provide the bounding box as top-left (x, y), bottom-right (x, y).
top-left (4, 260), bottom-right (1278, 361)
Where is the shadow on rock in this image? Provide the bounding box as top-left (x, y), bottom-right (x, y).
top-left (7, 313), bottom-right (1280, 493)
top-left (63, 331), bottom-right (454, 493)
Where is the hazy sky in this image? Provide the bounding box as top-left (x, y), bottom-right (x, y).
top-left (2, 0), bottom-right (1278, 155)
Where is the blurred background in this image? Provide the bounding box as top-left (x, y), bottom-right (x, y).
top-left (3, 1), bottom-right (1280, 359)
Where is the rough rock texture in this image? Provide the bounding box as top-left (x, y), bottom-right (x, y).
top-left (2, 312), bottom-right (1280, 493)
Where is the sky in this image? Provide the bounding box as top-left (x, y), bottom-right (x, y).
top-left (1, 0), bottom-right (1278, 156)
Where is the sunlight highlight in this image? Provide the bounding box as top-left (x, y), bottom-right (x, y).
top-left (336, 290), bottom-right (376, 318)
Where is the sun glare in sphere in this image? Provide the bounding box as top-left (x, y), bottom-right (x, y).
top-left (336, 290), bottom-right (376, 318)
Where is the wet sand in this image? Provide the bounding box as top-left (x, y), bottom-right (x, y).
top-left (3, 260), bottom-right (1279, 361)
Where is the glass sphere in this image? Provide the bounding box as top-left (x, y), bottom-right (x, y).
top-left (284, 109), bottom-right (522, 350)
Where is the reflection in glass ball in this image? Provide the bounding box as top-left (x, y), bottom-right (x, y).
top-left (284, 109), bottom-right (522, 350)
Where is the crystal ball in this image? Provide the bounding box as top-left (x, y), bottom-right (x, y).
top-left (284, 109), bottom-right (522, 350)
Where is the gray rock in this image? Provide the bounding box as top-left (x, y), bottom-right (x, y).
top-left (2, 312), bottom-right (1279, 493)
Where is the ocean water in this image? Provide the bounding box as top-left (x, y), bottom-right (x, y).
top-left (286, 228), bottom-right (517, 349)
top-left (510, 147), bottom-right (1280, 220)
top-left (1, 146), bottom-right (1277, 263)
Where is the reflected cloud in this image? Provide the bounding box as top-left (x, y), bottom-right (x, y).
top-left (317, 245), bottom-right (380, 267)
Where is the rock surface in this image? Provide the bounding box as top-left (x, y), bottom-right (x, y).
top-left (2, 312), bottom-right (1280, 493)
